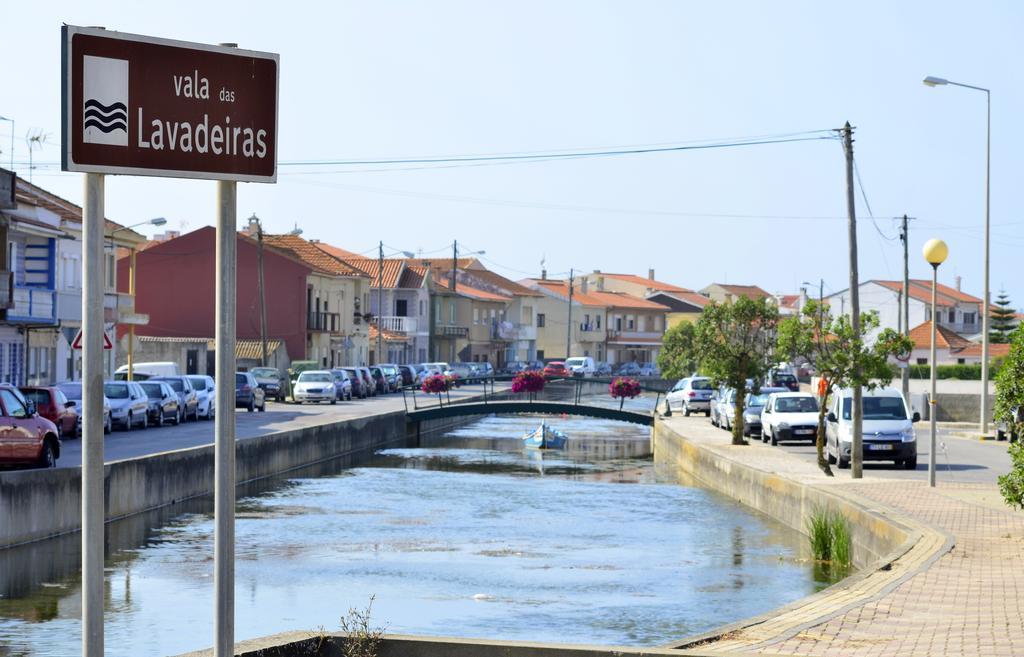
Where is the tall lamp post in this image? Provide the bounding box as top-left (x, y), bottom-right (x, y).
top-left (110, 217), bottom-right (167, 380)
top-left (923, 238), bottom-right (949, 488)
top-left (923, 75), bottom-right (991, 435)
top-left (0, 115), bottom-right (13, 170)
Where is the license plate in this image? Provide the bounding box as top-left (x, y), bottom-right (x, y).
top-left (868, 443), bottom-right (894, 451)
top-left (796, 429), bottom-right (815, 435)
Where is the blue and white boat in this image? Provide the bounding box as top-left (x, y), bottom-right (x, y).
top-left (522, 420), bottom-right (567, 450)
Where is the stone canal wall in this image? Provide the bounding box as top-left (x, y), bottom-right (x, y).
top-left (0, 410), bottom-right (472, 549)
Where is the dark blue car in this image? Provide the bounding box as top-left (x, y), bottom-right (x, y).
top-left (235, 372), bottom-right (266, 412)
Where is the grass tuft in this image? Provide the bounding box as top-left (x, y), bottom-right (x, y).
top-left (806, 506), bottom-right (852, 568)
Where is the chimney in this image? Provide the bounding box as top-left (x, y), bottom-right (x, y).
top-left (541, 269), bottom-right (547, 280)
top-left (596, 276), bottom-right (605, 291)
top-left (648, 268), bottom-right (655, 281)
top-left (245, 215), bottom-right (260, 237)
top-left (955, 275), bottom-right (961, 291)
top-left (581, 278), bottom-right (589, 294)
top-left (593, 269), bottom-right (601, 274)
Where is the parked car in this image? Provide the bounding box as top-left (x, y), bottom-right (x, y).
top-left (760, 392), bottom-right (820, 445)
top-left (639, 362), bottom-right (658, 377)
top-left (423, 362), bottom-right (452, 377)
top-left (342, 367), bottom-right (366, 399)
top-left (543, 361), bottom-right (570, 378)
top-left (20, 386), bottom-right (79, 439)
top-left (397, 364), bottom-right (417, 387)
top-left (103, 381), bottom-right (151, 430)
top-left (357, 367), bottom-right (377, 397)
top-left (139, 381), bottom-right (181, 426)
top-left (369, 366), bottom-right (388, 394)
top-left (378, 364), bottom-right (401, 392)
top-left (711, 386), bottom-right (732, 428)
top-left (475, 361), bottom-right (495, 379)
top-left (767, 371), bottom-right (801, 392)
top-left (56, 381), bottom-right (113, 434)
top-left (563, 356), bottom-right (596, 377)
top-left (736, 387), bottom-right (788, 438)
top-left (286, 360), bottom-right (320, 400)
top-left (825, 386), bottom-right (920, 470)
top-left (615, 362), bottom-right (642, 376)
top-left (329, 369), bottom-right (354, 401)
top-left (448, 362), bottom-right (475, 384)
top-left (250, 366), bottom-right (286, 402)
top-left (595, 361), bottom-right (613, 376)
top-left (235, 372), bottom-right (267, 411)
top-left (186, 375), bottom-right (216, 420)
top-left (150, 376), bottom-right (200, 422)
top-left (292, 370), bottom-right (336, 405)
top-left (997, 406), bottom-right (1022, 442)
top-left (113, 361), bottom-right (181, 381)
top-left (501, 361), bottom-right (527, 375)
top-left (0, 384), bottom-right (61, 468)
top-left (666, 377), bottom-right (714, 416)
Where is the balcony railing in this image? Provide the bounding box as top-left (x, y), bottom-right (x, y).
top-left (378, 316), bottom-right (419, 334)
top-left (307, 311), bottom-right (340, 332)
top-left (8, 285), bottom-right (57, 323)
top-left (434, 324), bottom-right (468, 338)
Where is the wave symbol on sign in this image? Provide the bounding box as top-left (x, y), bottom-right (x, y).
top-left (84, 99), bottom-right (127, 133)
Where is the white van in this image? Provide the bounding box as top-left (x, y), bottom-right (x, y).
top-left (564, 356), bottom-right (596, 377)
top-left (114, 361), bottom-right (181, 381)
top-left (825, 387), bottom-right (920, 470)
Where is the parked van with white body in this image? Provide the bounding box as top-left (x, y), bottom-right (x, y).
top-left (114, 361), bottom-right (181, 381)
top-left (825, 387), bottom-right (920, 470)
top-left (564, 356), bottom-right (596, 377)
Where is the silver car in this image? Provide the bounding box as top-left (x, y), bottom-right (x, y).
top-left (58, 381), bottom-right (113, 434)
top-left (103, 381), bottom-right (151, 430)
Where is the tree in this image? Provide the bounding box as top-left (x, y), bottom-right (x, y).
top-left (690, 297), bottom-right (779, 445)
top-left (657, 320), bottom-right (698, 380)
top-left (997, 327), bottom-right (1024, 507)
top-left (777, 300), bottom-right (912, 476)
top-left (990, 290), bottom-right (1017, 344)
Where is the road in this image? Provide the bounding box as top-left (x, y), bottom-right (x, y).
top-left (52, 386), bottom-right (492, 469)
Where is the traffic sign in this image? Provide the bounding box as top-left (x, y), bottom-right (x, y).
top-left (71, 328), bottom-right (113, 350)
top-left (62, 25), bottom-right (279, 182)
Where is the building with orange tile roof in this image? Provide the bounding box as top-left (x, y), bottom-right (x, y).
top-left (907, 321), bottom-right (1012, 365)
top-left (700, 282), bottom-right (773, 303)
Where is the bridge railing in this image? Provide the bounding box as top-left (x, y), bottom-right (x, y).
top-left (400, 374), bottom-right (663, 417)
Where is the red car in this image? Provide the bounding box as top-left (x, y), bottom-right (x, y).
top-left (20, 386), bottom-right (79, 439)
top-left (0, 384), bottom-right (61, 468)
top-left (543, 361), bottom-right (570, 378)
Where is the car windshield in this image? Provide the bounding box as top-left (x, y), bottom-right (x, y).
top-left (776, 374), bottom-right (797, 382)
top-left (250, 368), bottom-right (278, 379)
top-left (746, 393), bottom-right (769, 407)
top-left (691, 379), bottom-right (713, 390)
top-left (188, 377), bottom-right (208, 391)
top-left (141, 383), bottom-right (164, 398)
top-left (58, 383), bottom-right (82, 400)
top-left (843, 396), bottom-right (907, 420)
top-left (161, 379), bottom-right (184, 392)
top-left (103, 383), bottom-right (129, 399)
top-left (22, 389), bottom-right (49, 404)
top-left (565, 358), bottom-right (585, 366)
top-left (776, 397), bottom-right (819, 413)
top-left (298, 372), bottom-right (331, 383)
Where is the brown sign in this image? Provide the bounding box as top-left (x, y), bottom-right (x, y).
top-left (62, 26), bottom-right (278, 182)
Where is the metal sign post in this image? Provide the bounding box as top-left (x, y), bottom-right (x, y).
top-left (62, 25), bottom-right (278, 657)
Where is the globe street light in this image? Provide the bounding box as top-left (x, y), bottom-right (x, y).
top-left (922, 75), bottom-right (991, 436)
top-left (923, 238), bottom-right (948, 487)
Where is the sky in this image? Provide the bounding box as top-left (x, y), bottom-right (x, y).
top-left (5, 1), bottom-right (1023, 306)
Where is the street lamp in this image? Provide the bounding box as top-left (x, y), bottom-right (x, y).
top-left (922, 74), bottom-right (991, 436)
top-left (923, 238), bottom-right (949, 488)
top-left (0, 115), bottom-right (13, 171)
top-left (111, 217), bottom-right (167, 380)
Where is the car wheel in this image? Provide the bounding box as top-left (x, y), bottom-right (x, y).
top-left (903, 457), bottom-right (917, 470)
top-left (172, 409), bottom-right (180, 425)
top-left (247, 399), bottom-right (254, 413)
top-left (837, 454), bottom-right (850, 469)
top-left (38, 440), bottom-right (57, 468)
top-left (140, 413), bottom-right (148, 430)
top-left (705, 409), bottom-right (711, 417)
top-left (104, 414), bottom-right (112, 434)
top-left (157, 411), bottom-right (164, 427)
top-left (330, 398), bottom-right (337, 405)
top-left (124, 412), bottom-right (133, 431)
top-left (179, 407), bottom-right (185, 424)
top-left (258, 401), bottom-right (266, 412)
top-left (682, 403), bottom-right (691, 417)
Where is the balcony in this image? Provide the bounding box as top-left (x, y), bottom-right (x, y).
top-left (8, 285), bottom-right (57, 324)
top-left (490, 322), bottom-right (537, 342)
top-left (607, 329), bottom-right (662, 344)
top-left (307, 311), bottom-right (341, 333)
top-left (378, 316), bottom-right (419, 334)
top-left (434, 324), bottom-right (468, 338)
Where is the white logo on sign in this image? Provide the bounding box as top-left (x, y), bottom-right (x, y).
top-left (83, 55), bottom-right (129, 146)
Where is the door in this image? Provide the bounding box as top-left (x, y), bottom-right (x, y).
top-left (0, 389), bottom-right (37, 462)
top-left (206, 351), bottom-right (216, 376)
top-left (186, 350), bottom-right (199, 375)
top-left (395, 299), bottom-right (408, 317)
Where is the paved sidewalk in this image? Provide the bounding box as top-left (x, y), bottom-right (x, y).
top-left (663, 417), bottom-right (1024, 657)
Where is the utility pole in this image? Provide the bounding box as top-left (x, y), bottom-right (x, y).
top-left (566, 269), bottom-right (574, 359)
top-left (842, 122), bottom-right (863, 479)
top-left (256, 216), bottom-right (269, 367)
top-left (451, 240), bottom-right (458, 292)
top-left (377, 240), bottom-right (384, 365)
top-left (900, 215), bottom-right (910, 408)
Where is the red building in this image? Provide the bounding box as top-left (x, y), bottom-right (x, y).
top-left (117, 226), bottom-right (313, 365)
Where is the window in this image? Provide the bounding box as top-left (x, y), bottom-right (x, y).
top-left (0, 389), bottom-right (28, 418)
top-left (419, 300), bottom-right (425, 317)
top-left (957, 358), bottom-right (966, 365)
top-left (627, 316), bottom-right (635, 330)
top-left (615, 316), bottom-right (622, 331)
top-left (916, 358), bottom-right (928, 365)
top-left (948, 309), bottom-right (956, 323)
top-left (537, 313), bottom-right (546, 327)
top-left (434, 299), bottom-right (441, 320)
top-left (925, 308), bottom-right (931, 321)
top-left (490, 308), bottom-right (496, 321)
top-left (963, 312), bottom-right (976, 325)
top-left (473, 308), bottom-right (480, 325)
top-left (536, 350), bottom-right (545, 361)
top-left (596, 316), bottom-right (601, 329)
top-left (106, 253), bottom-right (116, 289)
top-left (449, 301), bottom-right (456, 324)
top-left (396, 299), bottom-right (407, 317)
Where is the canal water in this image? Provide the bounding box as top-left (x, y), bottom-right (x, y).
top-left (0, 405), bottom-right (834, 656)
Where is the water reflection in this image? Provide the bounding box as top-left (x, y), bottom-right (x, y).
top-left (0, 410), bottom-right (832, 656)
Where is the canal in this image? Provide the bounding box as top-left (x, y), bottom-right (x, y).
top-left (0, 404), bottom-right (835, 656)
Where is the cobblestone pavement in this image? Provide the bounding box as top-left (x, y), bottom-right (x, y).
top-left (753, 480), bottom-right (1024, 657)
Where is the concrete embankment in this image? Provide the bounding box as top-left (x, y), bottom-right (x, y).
top-left (0, 409), bottom-right (469, 549)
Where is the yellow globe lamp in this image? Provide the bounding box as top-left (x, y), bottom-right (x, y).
top-left (922, 239), bottom-right (948, 266)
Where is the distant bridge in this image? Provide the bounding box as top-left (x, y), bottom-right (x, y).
top-left (402, 376), bottom-right (662, 427)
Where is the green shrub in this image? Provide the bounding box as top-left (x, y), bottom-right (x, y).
top-left (896, 361), bottom-right (1002, 381)
top-left (805, 506), bottom-right (852, 568)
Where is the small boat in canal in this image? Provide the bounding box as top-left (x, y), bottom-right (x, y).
top-left (522, 420), bottom-right (567, 450)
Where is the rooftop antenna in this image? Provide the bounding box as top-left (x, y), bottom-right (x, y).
top-left (288, 222), bottom-right (303, 236)
top-left (25, 128), bottom-right (50, 183)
